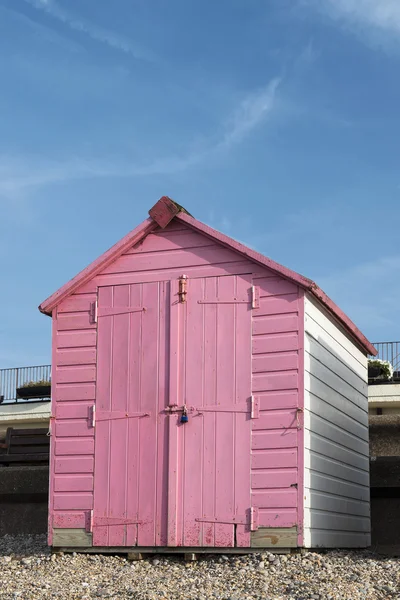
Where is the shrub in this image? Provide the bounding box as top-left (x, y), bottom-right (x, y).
top-left (20, 379), bottom-right (51, 388)
top-left (368, 359), bottom-right (393, 380)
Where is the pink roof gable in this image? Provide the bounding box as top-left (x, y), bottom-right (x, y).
top-left (39, 217), bottom-right (157, 314)
top-left (39, 196), bottom-right (377, 356)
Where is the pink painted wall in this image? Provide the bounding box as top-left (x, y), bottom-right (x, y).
top-left (49, 221), bottom-right (302, 545)
top-left (251, 278), bottom-right (303, 544)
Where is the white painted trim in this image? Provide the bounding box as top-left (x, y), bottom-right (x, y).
top-left (303, 380), bottom-right (311, 548)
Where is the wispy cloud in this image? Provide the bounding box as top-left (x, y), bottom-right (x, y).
top-left (307, 0), bottom-right (400, 43)
top-left (323, 0), bottom-right (400, 33)
top-left (220, 78), bottom-right (281, 149)
top-left (0, 155), bottom-right (197, 200)
top-left (22, 0), bottom-right (151, 60)
top-left (0, 5), bottom-right (83, 53)
top-left (0, 77), bottom-right (281, 198)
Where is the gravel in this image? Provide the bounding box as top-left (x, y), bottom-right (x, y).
top-left (0, 534), bottom-right (399, 599)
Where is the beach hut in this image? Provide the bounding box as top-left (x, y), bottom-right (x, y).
top-left (39, 197), bottom-right (376, 552)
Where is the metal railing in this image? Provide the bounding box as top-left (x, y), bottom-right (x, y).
top-left (371, 342), bottom-right (400, 373)
top-left (0, 365), bottom-right (51, 404)
top-left (0, 342), bottom-right (398, 402)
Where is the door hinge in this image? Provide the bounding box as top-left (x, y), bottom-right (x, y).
top-left (250, 396), bottom-right (259, 419)
top-left (87, 509), bottom-right (94, 532)
top-left (90, 405), bottom-right (96, 428)
top-left (251, 286), bottom-right (259, 309)
top-left (250, 507), bottom-right (259, 532)
top-left (178, 274), bottom-right (188, 303)
top-left (90, 300), bottom-right (98, 324)
top-left (296, 407), bottom-right (303, 429)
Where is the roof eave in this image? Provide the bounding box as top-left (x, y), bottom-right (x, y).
top-left (39, 218), bottom-right (157, 316)
top-left (309, 285), bottom-right (377, 356)
top-left (176, 212), bottom-right (377, 357)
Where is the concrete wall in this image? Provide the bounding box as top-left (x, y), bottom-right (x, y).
top-left (370, 415), bottom-right (400, 456)
top-left (0, 466), bottom-right (49, 536)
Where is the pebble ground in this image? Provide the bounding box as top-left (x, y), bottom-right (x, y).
top-left (0, 535), bottom-right (399, 599)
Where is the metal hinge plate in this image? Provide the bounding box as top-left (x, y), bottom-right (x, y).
top-left (251, 285), bottom-right (260, 309)
top-left (251, 395), bottom-right (259, 419)
top-left (250, 507), bottom-right (259, 532)
top-left (90, 300), bottom-right (98, 324)
top-left (90, 405), bottom-right (96, 428)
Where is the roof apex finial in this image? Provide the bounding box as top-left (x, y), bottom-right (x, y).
top-left (149, 196), bottom-right (192, 228)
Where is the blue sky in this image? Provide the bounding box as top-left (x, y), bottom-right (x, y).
top-left (1, 0), bottom-right (400, 367)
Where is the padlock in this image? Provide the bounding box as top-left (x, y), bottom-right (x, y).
top-left (180, 406), bottom-right (188, 424)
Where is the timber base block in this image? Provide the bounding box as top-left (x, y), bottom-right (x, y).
top-left (52, 526), bottom-right (299, 554)
top-left (127, 552), bottom-right (143, 561)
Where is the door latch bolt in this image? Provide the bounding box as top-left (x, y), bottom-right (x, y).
top-left (179, 275), bottom-right (188, 303)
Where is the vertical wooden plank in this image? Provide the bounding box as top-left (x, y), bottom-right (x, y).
top-left (48, 309), bottom-right (58, 546)
top-left (125, 283), bottom-right (143, 547)
top-left (234, 275), bottom-right (252, 547)
top-left (155, 282), bottom-right (169, 546)
top-left (201, 277), bottom-right (217, 547)
top-left (167, 279), bottom-right (180, 547)
top-left (93, 286), bottom-right (113, 546)
top-left (182, 277), bottom-right (204, 546)
top-left (214, 275), bottom-right (236, 547)
top-left (176, 285), bottom-right (187, 547)
top-left (108, 284), bottom-right (130, 546)
top-left (137, 282), bottom-right (159, 546)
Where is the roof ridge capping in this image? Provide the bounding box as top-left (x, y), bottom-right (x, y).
top-left (148, 196), bottom-right (192, 228)
top-left (38, 195), bottom-right (376, 357)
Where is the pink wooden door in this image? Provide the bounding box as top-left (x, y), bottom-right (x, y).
top-left (168, 275), bottom-right (253, 547)
top-left (92, 281), bottom-right (170, 546)
top-left (93, 275), bottom-right (253, 548)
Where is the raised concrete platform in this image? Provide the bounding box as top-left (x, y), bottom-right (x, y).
top-left (369, 383), bottom-right (400, 413)
top-left (0, 401), bottom-right (51, 438)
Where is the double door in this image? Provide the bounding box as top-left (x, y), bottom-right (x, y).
top-left (92, 274), bottom-right (254, 547)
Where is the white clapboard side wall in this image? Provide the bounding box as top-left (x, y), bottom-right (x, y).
top-left (303, 295), bottom-right (370, 548)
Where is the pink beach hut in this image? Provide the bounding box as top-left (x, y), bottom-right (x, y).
top-left (39, 197), bottom-right (376, 552)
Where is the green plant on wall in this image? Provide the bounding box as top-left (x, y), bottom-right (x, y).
top-left (20, 379), bottom-right (51, 388)
top-left (368, 359), bottom-right (393, 380)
